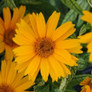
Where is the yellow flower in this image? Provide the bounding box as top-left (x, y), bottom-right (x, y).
top-left (0, 6), bottom-right (26, 61)
top-left (0, 60), bottom-right (34, 92)
top-left (13, 11), bottom-right (82, 82)
top-left (79, 11), bottom-right (92, 62)
top-left (80, 77), bottom-right (92, 92)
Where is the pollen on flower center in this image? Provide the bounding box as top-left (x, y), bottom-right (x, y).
top-left (4, 30), bottom-right (16, 47)
top-left (0, 85), bottom-right (14, 92)
top-left (34, 38), bottom-right (55, 58)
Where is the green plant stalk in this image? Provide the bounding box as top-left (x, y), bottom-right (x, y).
top-left (59, 67), bottom-right (77, 92)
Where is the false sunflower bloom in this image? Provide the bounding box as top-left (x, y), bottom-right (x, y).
top-left (80, 77), bottom-right (92, 92)
top-left (0, 60), bottom-right (34, 92)
top-left (79, 11), bottom-right (92, 62)
top-left (13, 11), bottom-right (82, 82)
top-left (0, 6), bottom-right (26, 61)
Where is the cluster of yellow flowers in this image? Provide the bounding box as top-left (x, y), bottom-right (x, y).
top-left (0, 5), bottom-right (92, 92)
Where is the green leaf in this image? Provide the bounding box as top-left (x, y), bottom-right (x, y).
top-left (88, 0), bottom-right (92, 7)
top-left (60, 0), bottom-right (82, 14)
top-left (18, 0), bottom-right (59, 21)
top-left (66, 74), bottom-right (92, 92)
top-left (18, 0), bottom-right (41, 5)
top-left (62, 9), bottom-right (77, 24)
top-left (34, 84), bottom-right (49, 92)
top-left (79, 23), bottom-right (91, 36)
top-left (76, 0), bottom-right (90, 27)
top-left (62, 0), bottom-right (85, 24)
top-left (4, 0), bottom-right (16, 9)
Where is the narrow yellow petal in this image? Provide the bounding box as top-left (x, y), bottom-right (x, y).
top-left (24, 55), bottom-right (41, 81)
top-left (51, 21), bottom-right (75, 41)
top-left (29, 13), bottom-right (39, 37)
top-left (0, 42), bottom-right (4, 53)
top-left (40, 58), bottom-right (49, 82)
top-left (81, 11), bottom-right (92, 25)
top-left (5, 45), bottom-right (13, 61)
top-left (0, 23), bottom-right (4, 35)
top-left (79, 32), bottom-right (92, 43)
top-left (3, 7), bottom-right (11, 30)
top-left (89, 53), bottom-right (92, 62)
top-left (46, 11), bottom-right (60, 38)
top-left (36, 12), bottom-right (46, 37)
top-left (55, 39), bottom-right (80, 49)
top-left (19, 6), bottom-right (26, 19)
top-left (10, 8), bottom-right (19, 29)
top-left (48, 56), bottom-right (66, 82)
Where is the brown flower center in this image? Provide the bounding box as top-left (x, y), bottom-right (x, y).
top-left (0, 85), bottom-right (14, 92)
top-left (4, 30), bottom-right (16, 47)
top-left (34, 38), bottom-right (55, 58)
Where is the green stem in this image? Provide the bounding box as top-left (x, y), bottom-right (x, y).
top-left (59, 67), bottom-right (77, 92)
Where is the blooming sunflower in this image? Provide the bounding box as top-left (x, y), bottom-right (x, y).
top-left (80, 77), bottom-right (92, 92)
top-left (79, 11), bottom-right (92, 62)
top-left (0, 60), bottom-right (34, 92)
top-left (0, 6), bottom-right (26, 61)
top-left (13, 11), bottom-right (82, 82)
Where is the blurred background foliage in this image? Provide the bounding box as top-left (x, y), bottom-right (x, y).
top-left (0, 0), bottom-right (92, 92)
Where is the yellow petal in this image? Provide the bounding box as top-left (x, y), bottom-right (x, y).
top-left (0, 22), bottom-right (5, 35)
top-left (3, 7), bottom-right (11, 30)
top-left (55, 39), bottom-right (80, 49)
top-left (15, 80), bottom-right (34, 92)
top-left (89, 53), bottom-right (92, 62)
top-left (60, 63), bottom-right (71, 75)
top-left (36, 12), bottom-right (46, 37)
top-left (16, 19), bottom-right (36, 39)
top-left (87, 41), bottom-right (92, 52)
top-left (5, 45), bottom-right (13, 61)
top-left (29, 13), bottom-right (39, 37)
top-left (81, 11), bottom-right (92, 25)
top-left (1, 60), bottom-right (7, 83)
top-left (16, 61), bottom-right (30, 72)
top-left (79, 32), bottom-right (92, 43)
top-left (0, 42), bottom-right (4, 53)
top-left (13, 23), bottom-right (35, 46)
top-left (40, 58), bottom-right (49, 82)
top-left (10, 8), bottom-right (19, 29)
top-left (0, 17), bottom-right (4, 26)
top-left (24, 55), bottom-right (41, 81)
top-left (13, 45), bottom-right (35, 56)
top-left (53, 49), bottom-right (78, 66)
top-left (46, 11), bottom-right (60, 38)
top-left (48, 56), bottom-right (66, 82)
top-left (6, 61), bottom-right (16, 84)
top-left (51, 21), bottom-right (75, 41)
top-left (19, 6), bottom-right (26, 19)
top-left (67, 46), bottom-right (83, 54)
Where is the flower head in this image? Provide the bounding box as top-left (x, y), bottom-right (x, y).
top-left (0, 6), bottom-right (26, 61)
top-left (13, 11), bottom-right (82, 82)
top-left (80, 77), bottom-right (92, 92)
top-left (0, 60), bottom-right (34, 92)
top-left (79, 11), bottom-right (92, 62)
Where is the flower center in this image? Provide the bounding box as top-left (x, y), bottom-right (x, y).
top-left (34, 38), bottom-right (55, 58)
top-left (4, 30), bottom-right (16, 47)
top-left (0, 85), bottom-right (14, 92)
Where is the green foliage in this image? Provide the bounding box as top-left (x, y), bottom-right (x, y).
top-left (60, 0), bottom-right (82, 14)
